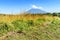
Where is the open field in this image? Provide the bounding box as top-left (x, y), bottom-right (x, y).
top-left (0, 14), bottom-right (60, 40)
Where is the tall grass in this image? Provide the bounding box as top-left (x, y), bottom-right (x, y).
top-left (0, 14), bottom-right (60, 40)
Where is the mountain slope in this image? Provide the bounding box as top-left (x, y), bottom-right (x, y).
top-left (27, 8), bottom-right (47, 14)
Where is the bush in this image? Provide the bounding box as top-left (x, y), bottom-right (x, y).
top-left (27, 20), bottom-right (34, 26)
top-left (0, 22), bottom-right (12, 36)
top-left (12, 20), bottom-right (29, 31)
top-left (35, 18), bottom-right (45, 24)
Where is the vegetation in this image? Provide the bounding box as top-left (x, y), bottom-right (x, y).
top-left (47, 12), bottom-right (60, 17)
top-left (0, 14), bottom-right (60, 40)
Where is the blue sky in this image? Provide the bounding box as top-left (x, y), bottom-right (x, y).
top-left (0, 0), bottom-right (60, 14)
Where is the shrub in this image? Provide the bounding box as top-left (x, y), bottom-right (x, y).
top-left (12, 20), bottom-right (29, 31)
top-left (35, 18), bottom-right (45, 24)
top-left (0, 22), bottom-right (12, 36)
top-left (27, 20), bottom-right (34, 26)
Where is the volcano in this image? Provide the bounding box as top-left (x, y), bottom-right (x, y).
top-left (26, 8), bottom-right (47, 14)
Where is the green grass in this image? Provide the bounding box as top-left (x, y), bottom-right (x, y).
top-left (0, 15), bottom-right (60, 40)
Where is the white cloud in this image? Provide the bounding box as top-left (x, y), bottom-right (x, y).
top-left (32, 5), bottom-right (38, 8)
top-left (26, 5), bottom-right (44, 11)
top-left (32, 5), bottom-right (43, 9)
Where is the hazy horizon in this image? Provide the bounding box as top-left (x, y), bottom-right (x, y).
top-left (0, 0), bottom-right (60, 14)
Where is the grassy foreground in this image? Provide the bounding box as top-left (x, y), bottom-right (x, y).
top-left (0, 14), bottom-right (60, 40)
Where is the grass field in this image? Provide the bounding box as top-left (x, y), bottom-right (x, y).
top-left (0, 14), bottom-right (60, 40)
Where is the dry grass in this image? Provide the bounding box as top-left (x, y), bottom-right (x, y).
top-left (0, 14), bottom-right (60, 40)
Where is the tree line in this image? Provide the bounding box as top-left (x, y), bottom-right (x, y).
top-left (46, 12), bottom-right (60, 17)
